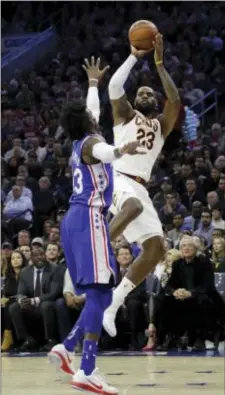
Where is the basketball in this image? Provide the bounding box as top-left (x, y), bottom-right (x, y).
top-left (128, 20), bottom-right (158, 50)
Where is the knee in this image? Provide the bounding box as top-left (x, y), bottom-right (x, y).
top-left (9, 302), bottom-right (20, 315)
top-left (122, 197), bottom-right (143, 220)
top-left (40, 301), bottom-right (55, 313)
top-left (143, 236), bottom-right (166, 262)
top-left (55, 297), bottom-right (66, 311)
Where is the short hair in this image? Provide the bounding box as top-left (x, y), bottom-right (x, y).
top-left (60, 100), bottom-right (94, 141)
top-left (173, 212), bottom-right (184, 219)
top-left (201, 207), bottom-right (212, 216)
top-left (116, 244), bottom-right (133, 257)
top-left (45, 242), bottom-right (60, 251)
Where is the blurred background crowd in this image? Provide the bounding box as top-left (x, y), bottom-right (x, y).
top-left (1, 1), bottom-right (225, 354)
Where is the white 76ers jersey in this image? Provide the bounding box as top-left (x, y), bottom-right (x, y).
top-left (113, 111), bottom-right (164, 182)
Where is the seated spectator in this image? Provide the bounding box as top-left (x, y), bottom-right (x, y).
top-left (4, 138), bottom-right (26, 163)
top-left (194, 208), bottom-right (214, 247)
top-left (184, 201), bottom-right (203, 231)
top-left (17, 230), bottom-right (31, 248)
top-left (212, 204), bottom-right (225, 230)
top-left (56, 269), bottom-right (85, 342)
top-left (192, 235), bottom-right (209, 257)
top-left (116, 245), bottom-right (148, 350)
top-left (31, 238), bottom-right (44, 253)
top-left (46, 243), bottom-right (60, 265)
top-left (167, 213), bottom-right (186, 247)
top-left (5, 175), bottom-right (32, 203)
top-left (3, 185), bottom-right (33, 221)
top-left (1, 250), bottom-right (27, 351)
top-left (9, 246), bottom-right (63, 352)
top-left (42, 220), bottom-right (55, 243)
top-left (33, 177), bottom-right (55, 235)
top-left (155, 236), bottom-right (217, 351)
top-left (17, 165), bottom-right (38, 194)
top-left (217, 176), bottom-right (225, 208)
top-left (207, 191), bottom-right (220, 211)
top-left (211, 237), bottom-right (225, 272)
top-left (181, 178), bottom-right (206, 211)
top-left (1, 242), bottom-right (13, 277)
top-left (159, 192), bottom-right (187, 229)
top-left (19, 245), bottom-right (32, 265)
top-left (144, 249), bottom-right (181, 351)
top-left (152, 177), bottom-right (173, 211)
top-left (48, 225), bottom-right (60, 244)
top-left (2, 186), bottom-right (33, 240)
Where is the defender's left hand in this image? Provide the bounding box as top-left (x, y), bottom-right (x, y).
top-left (82, 57), bottom-right (110, 83)
top-left (153, 33), bottom-right (163, 64)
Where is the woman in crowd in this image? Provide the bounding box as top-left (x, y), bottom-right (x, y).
top-left (19, 245), bottom-right (32, 265)
top-left (1, 250), bottom-right (27, 351)
top-left (212, 237), bottom-right (225, 272)
top-left (143, 249), bottom-right (181, 351)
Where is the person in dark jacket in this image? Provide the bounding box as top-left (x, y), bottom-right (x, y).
top-left (155, 235), bottom-right (220, 351)
top-left (1, 250), bottom-right (27, 351)
top-left (9, 246), bottom-right (63, 352)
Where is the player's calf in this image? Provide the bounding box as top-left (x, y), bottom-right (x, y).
top-left (103, 236), bottom-right (165, 337)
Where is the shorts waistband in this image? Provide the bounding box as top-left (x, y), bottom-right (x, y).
top-left (118, 171), bottom-right (147, 187)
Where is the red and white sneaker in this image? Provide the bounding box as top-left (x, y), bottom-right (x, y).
top-left (71, 368), bottom-right (118, 394)
top-left (48, 343), bottom-right (75, 375)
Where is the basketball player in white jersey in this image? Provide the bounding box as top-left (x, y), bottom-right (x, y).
top-left (103, 33), bottom-right (180, 337)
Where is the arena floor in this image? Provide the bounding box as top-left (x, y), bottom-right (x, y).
top-left (2, 348), bottom-right (225, 395)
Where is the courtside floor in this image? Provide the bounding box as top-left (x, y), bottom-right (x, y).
top-left (2, 347), bottom-right (225, 395)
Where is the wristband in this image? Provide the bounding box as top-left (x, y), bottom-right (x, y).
top-left (156, 61), bottom-right (163, 65)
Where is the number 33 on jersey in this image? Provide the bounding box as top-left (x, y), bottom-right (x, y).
top-left (113, 111), bottom-right (164, 182)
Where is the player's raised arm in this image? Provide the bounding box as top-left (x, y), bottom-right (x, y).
top-left (108, 47), bottom-right (150, 125)
top-left (83, 57), bottom-right (110, 123)
top-left (154, 33), bottom-right (180, 138)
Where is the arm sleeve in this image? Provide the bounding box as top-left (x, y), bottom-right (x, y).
top-left (92, 141), bottom-right (121, 163)
top-left (86, 86), bottom-right (100, 122)
top-left (108, 54), bottom-right (137, 100)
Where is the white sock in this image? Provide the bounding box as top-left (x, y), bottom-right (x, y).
top-left (111, 277), bottom-right (136, 310)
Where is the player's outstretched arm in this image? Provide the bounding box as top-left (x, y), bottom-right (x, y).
top-left (154, 33), bottom-right (180, 138)
top-left (83, 57), bottom-right (110, 123)
top-left (109, 47), bottom-right (150, 126)
top-left (82, 136), bottom-right (144, 165)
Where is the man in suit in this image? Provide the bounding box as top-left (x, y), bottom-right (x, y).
top-left (9, 246), bottom-right (63, 352)
top-left (155, 236), bottom-right (216, 351)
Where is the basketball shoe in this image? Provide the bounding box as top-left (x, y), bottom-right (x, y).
top-left (71, 368), bottom-right (118, 394)
top-left (48, 343), bottom-right (75, 375)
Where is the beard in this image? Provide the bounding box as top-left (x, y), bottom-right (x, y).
top-left (135, 101), bottom-right (157, 116)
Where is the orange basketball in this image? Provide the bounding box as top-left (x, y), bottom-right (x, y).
top-left (129, 20), bottom-right (158, 50)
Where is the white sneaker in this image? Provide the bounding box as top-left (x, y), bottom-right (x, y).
top-left (103, 306), bottom-right (117, 337)
top-left (71, 368), bottom-right (118, 394)
top-left (48, 343), bottom-right (75, 375)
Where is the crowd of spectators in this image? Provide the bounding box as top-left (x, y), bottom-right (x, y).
top-left (1, 2), bottom-right (225, 353)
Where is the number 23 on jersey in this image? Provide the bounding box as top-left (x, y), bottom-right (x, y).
top-left (136, 120), bottom-right (158, 150)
